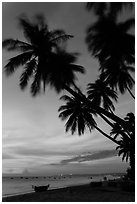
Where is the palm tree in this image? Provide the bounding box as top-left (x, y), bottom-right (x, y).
top-left (124, 113), bottom-right (135, 178)
top-left (87, 78), bottom-right (118, 113)
top-left (2, 14), bottom-right (84, 96)
top-left (124, 112), bottom-right (135, 132)
top-left (116, 133), bottom-right (135, 180)
top-left (3, 14), bottom-right (133, 134)
top-left (110, 112), bottom-right (135, 179)
top-left (58, 94), bottom-right (120, 145)
top-left (116, 136), bottom-right (131, 162)
top-left (86, 7), bottom-right (135, 99)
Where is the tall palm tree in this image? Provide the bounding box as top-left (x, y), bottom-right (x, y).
top-left (58, 94), bottom-right (120, 145)
top-left (116, 133), bottom-right (135, 180)
top-left (116, 136), bottom-right (131, 162)
top-left (110, 112), bottom-right (135, 179)
top-left (87, 78), bottom-right (118, 113)
top-left (86, 8), bottom-right (135, 99)
top-left (3, 14), bottom-right (133, 134)
top-left (2, 14), bottom-right (84, 96)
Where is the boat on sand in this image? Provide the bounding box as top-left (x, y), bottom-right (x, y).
top-left (32, 184), bottom-right (50, 192)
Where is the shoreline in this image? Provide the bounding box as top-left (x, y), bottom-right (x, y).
top-left (2, 183), bottom-right (89, 198)
top-left (2, 182), bottom-right (135, 202)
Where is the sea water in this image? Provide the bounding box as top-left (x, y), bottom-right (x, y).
top-left (2, 174), bottom-right (117, 197)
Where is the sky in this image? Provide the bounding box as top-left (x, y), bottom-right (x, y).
top-left (2, 2), bottom-right (135, 175)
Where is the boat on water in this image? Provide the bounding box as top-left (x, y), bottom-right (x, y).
top-left (32, 184), bottom-right (50, 192)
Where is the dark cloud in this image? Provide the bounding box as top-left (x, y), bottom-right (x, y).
top-left (59, 150), bottom-right (118, 165)
top-left (13, 146), bottom-right (74, 157)
top-left (2, 153), bottom-right (16, 160)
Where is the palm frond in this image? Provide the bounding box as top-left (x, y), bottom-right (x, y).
top-left (30, 73), bottom-right (41, 97)
top-left (119, 18), bottom-right (135, 33)
top-left (51, 34), bottom-right (73, 44)
top-left (2, 38), bottom-right (33, 52)
top-left (58, 109), bottom-right (73, 121)
top-left (59, 95), bottom-right (75, 102)
top-left (86, 2), bottom-right (107, 16)
top-left (19, 58), bottom-right (36, 90)
top-left (18, 15), bottom-right (36, 42)
top-left (4, 51), bottom-right (34, 76)
top-left (65, 114), bottom-right (76, 133)
top-left (109, 2), bottom-right (134, 19)
top-left (70, 64), bottom-right (85, 74)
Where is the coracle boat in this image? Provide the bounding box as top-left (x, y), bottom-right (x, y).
top-left (32, 184), bottom-right (50, 192)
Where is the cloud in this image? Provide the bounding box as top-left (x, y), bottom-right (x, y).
top-left (2, 153), bottom-right (16, 160)
top-left (13, 146), bottom-right (74, 157)
top-left (58, 150), bottom-right (118, 165)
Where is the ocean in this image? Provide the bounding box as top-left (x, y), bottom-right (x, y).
top-left (2, 174), bottom-right (119, 197)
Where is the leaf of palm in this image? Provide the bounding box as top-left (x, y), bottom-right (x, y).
top-left (87, 80), bottom-right (117, 111)
top-left (110, 123), bottom-right (123, 139)
top-left (109, 2), bottom-right (134, 19)
top-left (30, 69), bottom-right (42, 96)
top-left (117, 70), bottom-right (135, 94)
top-left (50, 29), bottom-right (73, 43)
top-left (19, 58), bottom-right (37, 90)
top-left (86, 17), bottom-right (135, 65)
top-left (65, 113), bottom-right (77, 134)
top-left (59, 108), bottom-right (75, 121)
top-left (45, 51), bottom-right (84, 93)
top-left (100, 61), bottom-right (135, 94)
top-left (119, 18), bottom-right (135, 33)
top-left (4, 51), bottom-right (34, 76)
top-left (59, 94), bottom-right (96, 135)
top-left (86, 2), bottom-right (107, 16)
top-left (102, 95), bottom-right (115, 111)
top-left (2, 39), bottom-right (33, 52)
top-left (18, 16), bottom-right (39, 44)
top-left (60, 95), bottom-right (75, 103)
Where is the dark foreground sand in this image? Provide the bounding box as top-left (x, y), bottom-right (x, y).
top-left (2, 183), bottom-right (135, 202)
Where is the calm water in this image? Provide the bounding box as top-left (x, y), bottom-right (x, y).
top-left (2, 174), bottom-right (116, 197)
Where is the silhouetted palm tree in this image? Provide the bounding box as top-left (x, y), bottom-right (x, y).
top-left (59, 94), bottom-right (120, 145)
top-left (3, 14), bottom-right (133, 134)
top-left (100, 60), bottom-right (135, 99)
top-left (124, 113), bottom-right (135, 177)
top-left (116, 136), bottom-right (130, 162)
top-left (111, 112), bottom-right (135, 179)
top-left (110, 122), bottom-right (123, 139)
top-left (124, 112), bottom-right (135, 132)
top-left (87, 78), bottom-right (118, 113)
top-left (116, 132), bottom-right (135, 178)
top-left (110, 112), bottom-right (135, 142)
top-left (2, 14), bottom-right (84, 96)
top-left (86, 7), bottom-right (135, 98)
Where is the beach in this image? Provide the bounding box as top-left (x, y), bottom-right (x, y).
top-left (2, 183), bottom-right (135, 202)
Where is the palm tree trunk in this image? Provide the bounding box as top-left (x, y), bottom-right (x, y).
top-left (127, 87), bottom-right (135, 99)
top-left (129, 151), bottom-right (135, 180)
top-left (99, 113), bottom-right (131, 139)
top-left (63, 84), bottom-right (134, 133)
top-left (94, 125), bottom-right (120, 145)
top-left (99, 113), bottom-right (115, 127)
top-left (129, 140), bottom-right (135, 180)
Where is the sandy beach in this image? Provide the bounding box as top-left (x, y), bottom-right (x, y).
top-left (2, 183), bottom-right (135, 202)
